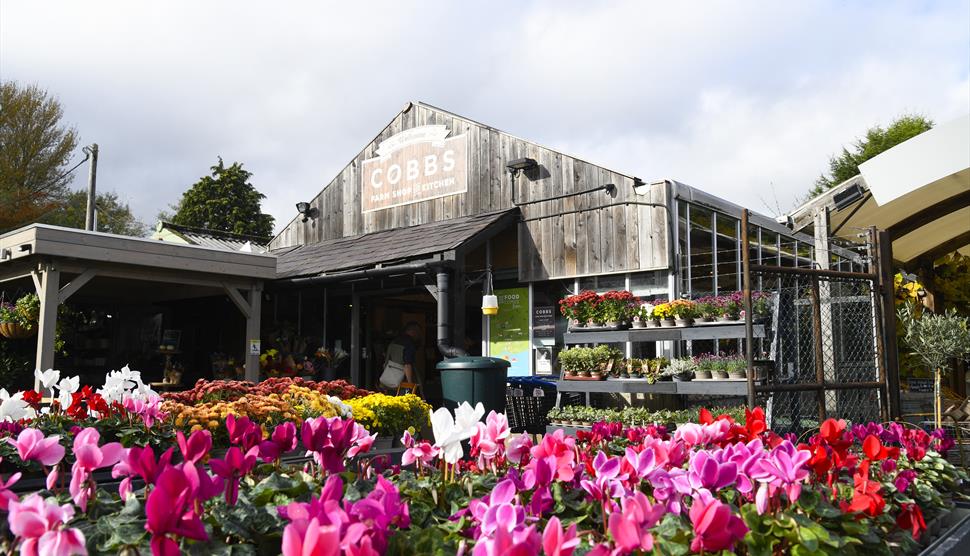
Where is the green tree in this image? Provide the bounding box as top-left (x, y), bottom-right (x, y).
top-left (171, 157), bottom-right (274, 239)
top-left (42, 189), bottom-right (147, 237)
top-left (0, 81), bottom-right (79, 232)
top-left (809, 114), bottom-right (934, 199)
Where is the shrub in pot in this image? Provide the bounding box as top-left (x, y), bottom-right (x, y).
top-left (669, 299), bottom-right (697, 326)
top-left (666, 357), bottom-right (696, 381)
top-left (716, 292), bottom-right (743, 321)
top-left (694, 296), bottom-right (718, 322)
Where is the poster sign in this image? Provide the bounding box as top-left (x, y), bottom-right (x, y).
top-left (489, 287), bottom-right (530, 376)
top-left (908, 378), bottom-right (933, 393)
top-left (533, 306), bottom-right (556, 338)
top-left (249, 340), bottom-right (261, 356)
top-left (361, 125), bottom-right (468, 213)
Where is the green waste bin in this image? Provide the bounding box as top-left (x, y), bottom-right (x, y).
top-left (437, 356), bottom-right (511, 415)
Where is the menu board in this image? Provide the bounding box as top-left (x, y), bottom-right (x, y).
top-left (489, 287), bottom-right (530, 376)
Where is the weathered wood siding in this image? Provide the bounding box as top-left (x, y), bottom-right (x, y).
top-left (269, 102), bottom-right (669, 281)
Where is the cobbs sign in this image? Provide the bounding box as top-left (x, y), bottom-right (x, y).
top-left (361, 125), bottom-right (468, 213)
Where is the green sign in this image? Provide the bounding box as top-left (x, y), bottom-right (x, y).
top-left (489, 287), bottom-right (530, 376)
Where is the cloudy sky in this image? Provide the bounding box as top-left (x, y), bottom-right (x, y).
top-left (3, 1), bottom-right (968, 235)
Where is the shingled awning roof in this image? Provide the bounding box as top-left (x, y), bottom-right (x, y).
top-left (275, 209), bottom-right (518, 279)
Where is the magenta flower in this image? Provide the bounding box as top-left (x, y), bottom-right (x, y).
top-left (176, 429), bottom-right (212, 465)
top-left (506, 434), bottom-right (533, 465)
top-left (0, 458), bottom-right (21, 511)
top-left (7, 429), bottom-right (66, 467)
top-left (895, 469), bottom-right (917, 493)
top-left (70, 428), bottom-right (123, 511)
top-left (122, 395), bottom-right (167, 429)
top-left (688, 450), bottom-right (738, 492)
top-left (347, 420), bottom-right (376, 459)
top-left (111, 446), bottom-right (175, 499)
top-left (530, 429), bottom-right (576, 482)
top-left (470, 411), bottom-right (511, 468)
top-left (7, 493), bottom-right (87, 556)
top-left (259, 422), bottom-right (298, 463)
top-left (301, 416), bottom-right (374, 473)
top-left (542, 516), bottom-right (579, 556)
top-left (472, 524), bottom-right (541, 556)
top-left (688, 493), bottom-right (748, 553)
top-left (400, 431), bottom-right (439, 469)
top-left (281, 517), bottom-right (341, 556)
top-left (755, 440), bottom-right (811, 504)
top-left (608, 491), bottom-right (665, 553)
top-left (226, 413), bottom-right (263, 452)
top-left (580, 451), bottom-right (628, 502)
top-left (209, 446), bottom-right (258, 505)
top-left (146, 466), bottom-right (209, 556)
top-left (621, 446), bottom-right (658, 484)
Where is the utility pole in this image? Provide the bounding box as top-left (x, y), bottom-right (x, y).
top-left (83, 144), bottom-right (99, 231)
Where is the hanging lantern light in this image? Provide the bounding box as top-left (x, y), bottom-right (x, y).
top-left (482, 266), bottom-right (498, 316)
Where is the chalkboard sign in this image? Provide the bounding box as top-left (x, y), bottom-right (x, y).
top-left (533, 306), bottom-right (556, 338)
top-left (908, 378), bottom-right (934, 393)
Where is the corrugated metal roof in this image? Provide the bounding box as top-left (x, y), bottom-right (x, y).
top-left (275, 209), bottom-right (517, 279)
top-left (157, 222), bottom-right (269, 253)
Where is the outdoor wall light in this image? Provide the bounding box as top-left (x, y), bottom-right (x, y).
top-left (506, 157), bottom-right (538, 177)
top-left (296, 202), bottom-right (318, 223)
top-left (603, 183), bottom-right (617, 197)
top-left (481, 266), bottom-right (498, 316)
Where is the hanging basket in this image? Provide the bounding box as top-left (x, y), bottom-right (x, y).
top-left (0, 322), bottom-right (36, 339)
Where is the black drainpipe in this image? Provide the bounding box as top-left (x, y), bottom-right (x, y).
top-left (436, 270), bottom-right (467, 358)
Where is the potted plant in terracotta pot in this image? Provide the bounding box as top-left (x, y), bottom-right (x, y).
top-left (560, 290), bottom-right (600, 330)
top-left (715, 293), bottom-right (743, 322)
top-left (694, 296), bottom-right (718, 323)
top-left (558, 348), bottom-right (579, 379)
top-left (598, 290), bottom-right (637, 329)
top-left (752, 291), bottom-right (772, 324)
top-left (631, 306), bottom-right (650, 328)
top-left (693, 354), bottom-right (713, 380)
top-left (711, 355), bottom-right (729, 379)
top-left (669, 299), bottom-right (696, 327)
top-left (654, 302), bottom-right (676, 327)
top-left (727, 357), bottom-right (747, 379)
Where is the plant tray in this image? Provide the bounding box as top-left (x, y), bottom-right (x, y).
top-left (562, 375), bottom-right (607, 381)
top-left (694, 320), bottom-right (743, 326)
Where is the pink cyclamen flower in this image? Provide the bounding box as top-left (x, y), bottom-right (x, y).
top-left (688, 494), bottom-right (748, 553)
top-left (226, 413), bottom-right (263, 452)
top-left (347, 421), bottom-right (376, 459)
top-left (542, 516), bottom-right (579, 556)
top-left (755, 440), bottom-right (811, 504)
top-left (0, 457), bottom-right (20, 511)
top-left (401, 438), bottom-right (440, 468)
top-left (259, 422), bottom-right (298, 463)
top-left (176, 429), bottom-right (212, 465)
top-left (506, 433), bottom-right (533, 465)
top-left (122, 395), bottom-right (167, 429)
top-left (146, 466), bottom-right (210, 556)
top-left (209, 446), bottom-right (258, 505)
top-left (688, 450), bottom-right (738, 492)
top-left (470, 411), bottom-right (511, 468)
top-left (530, 429), bottom-right (576, 482)
top-left (70, 428), bottom-right (123, 511)
top-left (111, 446), bottom-right (175, 499)
top-left (281, 517), bottom-right (340, 556)
top-left (472, 524), bottom-right (541, 556)
top-left (7, 429), bottom-right (66, 467)
top-left (7, 493), bottom-right (87, 556)
top-left (609, 491), bottom-right (665, 553)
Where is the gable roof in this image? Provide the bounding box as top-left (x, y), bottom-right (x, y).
top-left (275, 209), bottom-right (517, 279)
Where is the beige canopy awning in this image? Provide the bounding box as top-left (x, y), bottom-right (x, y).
top-left (787, 114), bottom-right (970, 267)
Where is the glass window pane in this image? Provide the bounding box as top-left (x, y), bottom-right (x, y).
top-left (678, 202), bottom-right (690, 294)
top-left (716, 214), bottom-right (739, 293)
top-left (631, 271), bottom-right (666, 296)
top-left (761, 230), bottom-right (779, 266)
top-left (689, 205), bottom-right (714, 296)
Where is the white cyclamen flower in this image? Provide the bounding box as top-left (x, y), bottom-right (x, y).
top-left (55, 376), bottom-right (80, 408)
top-left (0, 389), bottom-right (35, 422)
top-left (34, 369), bottom-right (60, 390)
top-left (431, 401), bottom-right (485, 464)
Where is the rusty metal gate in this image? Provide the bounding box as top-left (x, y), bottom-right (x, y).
top-left (740, 210), bottom-right (898, 435)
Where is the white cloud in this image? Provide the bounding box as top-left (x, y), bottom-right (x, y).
top-left (1, 0), bottom-right (967, 232)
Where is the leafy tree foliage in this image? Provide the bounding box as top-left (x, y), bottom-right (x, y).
top-left (171, 158), bottom-right (274, 239)
top-left (809, 114), bottom-right (933, 199)
top-left (0, 81), bottom-right (79, 232)
top-left (42, 189), bottom-right (147, 237)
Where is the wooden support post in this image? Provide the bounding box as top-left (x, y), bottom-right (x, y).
top-left (741, 209), bottom-right (756, 409)
top-left (58, 269), bottom-right (97, 304)
top-left (244, 283), bottom-right (263, 382)
top-left (874, 229), bottom-right (901, 419)
top-left (810, 277), bottom-right (827, 423)
top-left (350, 291), bottom-right (361, 387)
top-left (33, 264), bottom-right (60, 391)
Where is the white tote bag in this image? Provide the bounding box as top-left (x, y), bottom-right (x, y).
top-left (379, 343), bottom-right (406, 389)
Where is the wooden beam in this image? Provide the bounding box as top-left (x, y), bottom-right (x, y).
top-left (223, 283), bottom-right (251, 319)
top-left (58, 269), bottom-right (98, 304)
top-left (33, 265), bottom-right (59, 391)
top-left (906, 230), bottom-right (970, 267)
top-left (30, 270), bottom-right (42, 294)
top-left (244, 282), bottom-right (263, 382)
top-left (888, 190), bottom-right (970, 240)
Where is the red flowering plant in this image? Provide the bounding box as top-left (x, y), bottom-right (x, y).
top-left (559, 290), bottom-right (602, 324)
top-left (598, 290), bottom-right (639, 323)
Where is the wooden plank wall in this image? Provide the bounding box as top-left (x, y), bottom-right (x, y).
top-left (269, 103), bottom-right (669, 281)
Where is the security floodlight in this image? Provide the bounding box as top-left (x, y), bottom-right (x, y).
top-left (833, 182), bottom-right (866, 212)
top-left (506, 158), bottom-right (538, 176)
top-left (296, 202), bottom-right (316, 223)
